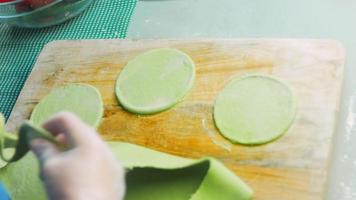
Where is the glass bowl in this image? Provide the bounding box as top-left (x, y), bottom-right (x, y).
top-left (0, 0), bottom-right (93, 28)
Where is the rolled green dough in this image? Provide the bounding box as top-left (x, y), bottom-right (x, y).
top-left (31, 83), bottom-right (104, 127)
top-left (115, 48), bottom-right (195, 114)
top-left (214, 75), bottom-right (296, 145)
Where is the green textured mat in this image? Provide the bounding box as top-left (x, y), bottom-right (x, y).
top-left (0, 0), bottom-right (137, 120)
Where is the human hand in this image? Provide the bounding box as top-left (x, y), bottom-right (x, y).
top-left (29, 112), bottom-right (125, 200)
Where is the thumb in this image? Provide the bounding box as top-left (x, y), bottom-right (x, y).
top-left (30, 138), bottom-right (59, 165)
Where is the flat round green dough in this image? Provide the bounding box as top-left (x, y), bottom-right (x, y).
top-left (31, 83), bottom-right (104, 127)
top-left (116, 48), bottom-right (195, 114)
top-left (214, 75), bottom-right (297, 145)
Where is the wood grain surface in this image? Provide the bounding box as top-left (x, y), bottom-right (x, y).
top-left (6, 39), bottom-right (345, 200)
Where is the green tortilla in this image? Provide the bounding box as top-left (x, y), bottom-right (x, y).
top-left (115, 48), bottom-right (195, 114)
top-left (31, 83), bottom-right (104, 127)
top-left (0, 123), bottom-right (253, 200)
top-left (214, 75), bottom-right (296, 145)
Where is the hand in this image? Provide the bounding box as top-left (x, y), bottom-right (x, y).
top-left (29, 112), bottom-right (125, 200)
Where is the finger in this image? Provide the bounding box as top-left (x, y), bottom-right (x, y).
top-left (42, 112), bottom-right (98, 147)
top-left (30, 138), bottom-right (59, 166)
top-left (55, 133), bottom-right (67, 145)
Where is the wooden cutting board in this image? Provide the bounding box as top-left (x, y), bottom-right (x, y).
top-left (6, 39), bottom-right (345, 200)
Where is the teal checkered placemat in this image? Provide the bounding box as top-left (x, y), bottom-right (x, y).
top-left (0, 0), bottom-right (137, 119)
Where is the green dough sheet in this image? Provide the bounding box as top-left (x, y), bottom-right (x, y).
top-left (214, 75), bottom-right (297, 145)
top-left (116, 48), bottom-right (196, 115)
top-left (0, 149), bottom-right (15, 168)
top-left (0, 114), bottom-right (16, 168)
top-left (0, 123), bottom-right (253, 200)
top-left (0, 114), bottom-right (4, 131)
top-left (0, 122), bottom-right (58, 164)
top-left (31, 83), bottom-right (104, 127)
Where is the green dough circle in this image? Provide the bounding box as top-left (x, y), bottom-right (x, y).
top-left (116, 48), bottom-right (195, 114)
top-left (213, 75), bottom-right (297, 145)
top-left (31, 83), bottom-right (104, 127)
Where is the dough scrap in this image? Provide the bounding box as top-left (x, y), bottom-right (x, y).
top-left (31, 83), bottom-right (104, 127)
top-left (116, 48), bottom-right (195, 114)
top-left (0, 113), bottom-right (16, 168)
top-left (0, 114), bottom-right (4, 131)
top-left (214, 75), bottom-right (296, 145)
top-left (0, 123), bottom-right (253, 200)
top-left (0, 148), bottom-right (15, 168)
